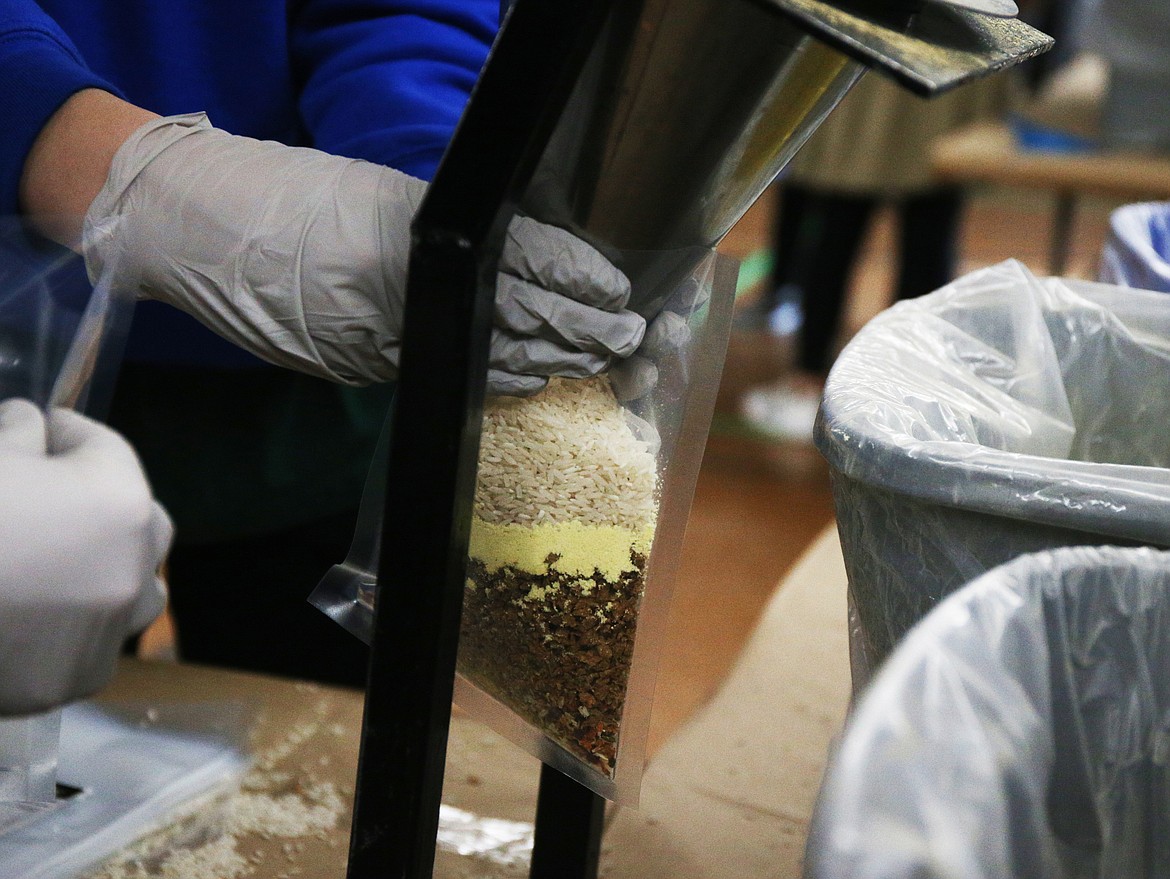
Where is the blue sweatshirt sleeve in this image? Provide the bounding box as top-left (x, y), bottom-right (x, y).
top-left (289, 0), bottom-right (498, 181)
top-left (0, 0), bottom-right (117, 215)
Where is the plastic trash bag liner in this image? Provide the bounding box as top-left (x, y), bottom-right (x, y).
top-left (311, 249), bottom-right (738, 804)
top-left (805, 545), bottom-right (1170, 879)
top-left (815, 259), bottom-right (1170, 692)
top-left (1099, 201), bottom-right (1170, 293)
top-left (0, 218), bottom-right (134, 827)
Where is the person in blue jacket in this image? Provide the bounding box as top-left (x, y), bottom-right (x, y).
top-left (10, 1), bottom-right (644, 687)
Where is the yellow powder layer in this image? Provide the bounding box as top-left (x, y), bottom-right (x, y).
top-left (469, 517), bottom-right (655, 579)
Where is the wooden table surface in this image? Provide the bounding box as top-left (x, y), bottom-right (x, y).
top-left (931, 122), bottom-right (1170, 201)
top-left (931, 122), bottom-right (1170, 274)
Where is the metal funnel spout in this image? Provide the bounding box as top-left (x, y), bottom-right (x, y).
top-left (774, 0), bottom-right (1053, 94)
top-left (525, 0), bottom-right (863, 255)
top-left (515, 0), bottom-right (1052, 314)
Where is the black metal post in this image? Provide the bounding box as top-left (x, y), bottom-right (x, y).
top-left (345, 1), bottom-right (615, 877)
top-left (345, 229), bottom-right (493, 879)
top-left (530, 765), bottom-right (607, 879)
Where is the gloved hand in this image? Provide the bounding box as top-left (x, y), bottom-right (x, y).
top-left (83, 113), bottom-right (645, 396)
top-left (0, 400), bottom-right (171, 717)
top-left (608, 273), bottom-right (710, 402)
top-left (608, 310), bottom-right (692, 403)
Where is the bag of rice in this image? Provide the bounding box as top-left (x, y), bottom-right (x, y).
top-left (459, 376), bottom-right (658, 777)
top-left (310, 250), bottom-right (737, 803)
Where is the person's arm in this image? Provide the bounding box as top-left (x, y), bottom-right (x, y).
top-left (73, 111), bottom-right (642, 396)
top-left (288, 0), bottom-right (498, 178)
top-left (19, 88), bottom-right (156, 247)
top-left (18, 2), bottom-right (642, 396)
top-left (0, 0), bottom-right (126, 229)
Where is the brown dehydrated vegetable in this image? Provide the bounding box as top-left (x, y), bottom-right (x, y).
top-left (458, 551), bottom-right (646, 776)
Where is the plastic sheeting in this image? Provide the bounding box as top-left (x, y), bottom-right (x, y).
top-left (1099, 201), bottom-right (1170, 293)
top-left (0, 218), bottom-right (134, 823)
top-left (2, 702), bottom-right (248, 879)
top-left (805, 545), bottom-right (1170, 879)
top-left (816, 259), bottom-right (1170, 690)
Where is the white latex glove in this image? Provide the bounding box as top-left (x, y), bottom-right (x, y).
top-left (0, 400), bottom-right (171, 717)
top-left (83, 113), bottom-right (645, 396)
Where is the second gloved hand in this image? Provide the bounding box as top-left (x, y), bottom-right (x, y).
top-left (82, 113), bottom-right (645, 396)
top-left (0, 400), bottom-right (171, 716)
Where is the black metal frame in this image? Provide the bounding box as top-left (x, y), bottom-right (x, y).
top-left (530, 764), bottom-right (608, 878)
top-left (345, 2), bottom-right (615, 877)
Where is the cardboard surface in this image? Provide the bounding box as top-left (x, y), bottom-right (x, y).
top-left (76, 524), bottom-right (849, 878)
top-left (600, 525), bottom-right (850, 879)
top-left (87, 660), bottom-right (363, 877)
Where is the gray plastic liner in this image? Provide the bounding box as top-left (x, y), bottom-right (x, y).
top-left (816, 260), bottom-right (1170, 690)
top-left (805, 545), bottom-right (1170, 879)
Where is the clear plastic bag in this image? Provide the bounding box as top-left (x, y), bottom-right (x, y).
top-left (311, 249), bottom-right (738, 803)
top-left (2, 701), bottom-right (251, 879)
top-left (0, 218), bottom-right (135, 823)
top-left (816, 259), bottom-right (1170, 691)
top-left (806, 545), bottom-right (1170, 879)
top-left (0, 219), bottom-right (132, 417)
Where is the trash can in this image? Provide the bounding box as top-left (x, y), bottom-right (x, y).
top-left (804, 544), bottom-right (1170, 879)
top-left (815, 259), bottom-right (1170, 690)
top-left (1099, 201), bottom-right (1170, 293)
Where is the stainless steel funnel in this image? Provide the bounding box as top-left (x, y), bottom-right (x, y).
top-left (517, 0), bottom-right (1052, 313)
